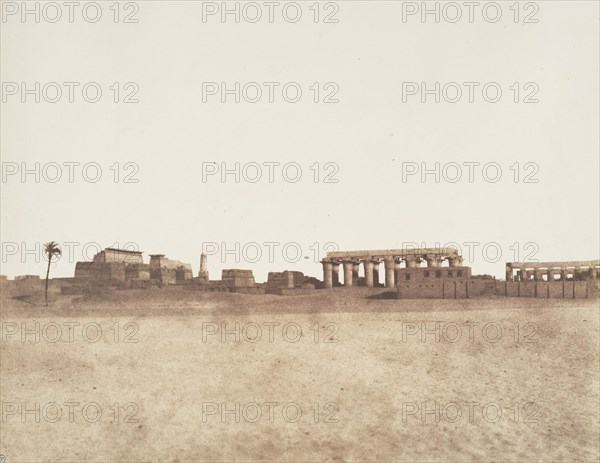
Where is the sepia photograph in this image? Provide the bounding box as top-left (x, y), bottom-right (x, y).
top-left (1, 1), bottom-right (599, 462)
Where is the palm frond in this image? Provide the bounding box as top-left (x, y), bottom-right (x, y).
top-left (44, 241), bottom-right (62, 256)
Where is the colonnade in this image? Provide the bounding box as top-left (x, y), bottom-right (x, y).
top-left (322, 251), bottom-right (464, 289)
top-left (506, 261), bottom-right (600, 282)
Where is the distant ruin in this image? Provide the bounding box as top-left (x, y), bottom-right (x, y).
top-left (3, 244), bottom-right (598, 301)
top-left (321, 249), bottom-right (599, 299)
top-left (505, 260), bottom-right (599, 282)
top-left (266, 270), bottom-right (316, 295)
top-left (73, 247), bottom-right (193, 288)
top-left (67, 248), bottom-right (260, 294)
top-left (321, 248), bottom-right (468, 288)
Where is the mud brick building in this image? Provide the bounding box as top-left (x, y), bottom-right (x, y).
top-left (266, 271), bottom-right (316, 295)
top-left (75, 248), bottom-right (149, 285)
top-left (74, 248), bottom-right (192, 287)
top-left (221, 269), bottom-right (255, 288)
top-left (149, 254), bottom-right (193, 285)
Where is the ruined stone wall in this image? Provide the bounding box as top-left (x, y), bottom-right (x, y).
top-left (266, 271), bottom-right (311, 294)
top-left (176, 268), bottom-right (193, 283)
top-left (75, 262), bottom-right (126, 283)
top-left (221, 269), bottom-right (255, 288)
top-left (398, 279), bottom-right (598, 300)
top-left (266, 272), bottom-right (295, 289)
top-left (497, 280), bottom-right (598, 299)
top-left (74, 261), bottom-right (152, 284)
top-left (93, 249), bottom-right (143, 264)
top-left (397, 278), bottom-right (494, 299)
top-left (396, 266), bottom-right (472, 283)
top-left (125, 264), bottom-right (150, 281)
top-left (149, 255), bottom-right (192, 271)
top-left (154, 268), bottom-right (176, 285)
top-left (149, 255), bottom-right (193, 284)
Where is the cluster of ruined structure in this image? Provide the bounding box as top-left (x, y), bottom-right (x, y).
top-left (320, 248), bottom-right (469, 288)
top-left (59, 247), bottom-right (321, 295)
top-left (320, 250), bottom-right (599, 300)
top-left (73, 248), bottom-right (193, 287)
top-left (2, 245), bottom-right (599, 300)
top-left (505, 261), bottom-right (598, 282)
top-left (265, 271), bottom-right (319, 295)
top-left (64, 247), bottom-right (259, 293)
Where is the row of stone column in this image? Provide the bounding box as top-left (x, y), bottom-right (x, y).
top-left (509, 266), bottom-right (598, 282)
top-left (322, 255), bottom-right (464, 289)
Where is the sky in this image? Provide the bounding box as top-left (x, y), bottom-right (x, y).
top-left (1, 0), bottom-right (599, 282)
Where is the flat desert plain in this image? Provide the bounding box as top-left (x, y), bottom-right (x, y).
top-left (1, 288), bottom-right (599, 462)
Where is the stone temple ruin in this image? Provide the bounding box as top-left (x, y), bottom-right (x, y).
top-left (321, 249), bottom-right (599, 300)
top-left (73, 247), bottom-right (193, 288)
top-left (505, 260), bottom-right (598, 282)
top-left (68, 246), bottom-right (320, 295)
top-left (500, 260), bottom-right (600, 299)
top-left (3, 243), bottom-right (597, 300)
top-left (67, 247), bottom-right (263, 294)
top-left (265, 271), bottom-right (318, 295)
top-left (320, 248), bottom-right (469, 288)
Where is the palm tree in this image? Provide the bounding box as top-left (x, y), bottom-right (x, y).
top-left (43, 242), bottom-right (62, 307)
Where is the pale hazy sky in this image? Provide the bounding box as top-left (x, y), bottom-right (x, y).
top-left (1, 1), bottom-right (599, 281)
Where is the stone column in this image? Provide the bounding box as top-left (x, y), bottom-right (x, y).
top-left (426, 255), bottom-right (442, 267)
top-left (332, 262), bottom-right (340, 286)
top-left (384, 258), bottom-right (395, 288)
top-left (322, 261), bottom-right (333, 288)
top-left (373, 261), bottom-right (381, 286)
top-left (364, 260), bottom-right (374, 287)
top-left (352, 262), bottom-right (360, 286)
top-left (560, 268), bottom-right (568, 281)
top-left (533, 270), bottom-right (543, 282)
top-left (405, 256), bottom-right (419, 268)
top-left (394, 260), bottom-right (402, 284)
top-left (199, 253), bottom-right (209, 280)
top-left (520, 268), bottom-right (528, 281)
top-left (547, 269), bottom-right (554, 282)
top-left (505, 264), bottom-right (513, 282)
top-left (451, 256), bottom-right (464, 267)
top-left (342, 261), bottom-right (354, 286)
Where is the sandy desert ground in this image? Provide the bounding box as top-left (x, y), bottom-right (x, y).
top-left (1, 287), bottom-right (599, 462)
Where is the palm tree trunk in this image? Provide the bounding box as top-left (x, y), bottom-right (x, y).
top-left (45, 256), bottom-right (51, 307)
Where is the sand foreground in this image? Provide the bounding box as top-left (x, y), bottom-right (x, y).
top-left (1, 289), bottom-right (599, 462)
